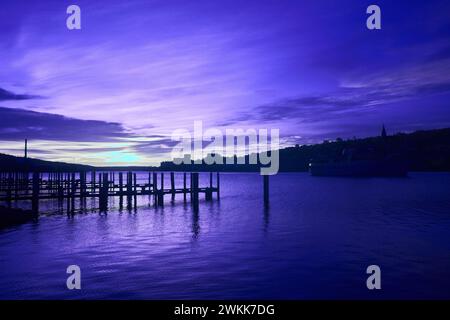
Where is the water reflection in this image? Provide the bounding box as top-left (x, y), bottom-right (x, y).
top-left (1, 173), bottom-right (450, 299)
top-left (191, 210), bottom-right (200, 240)
top-left (263, 205), bottom-right (270, 233)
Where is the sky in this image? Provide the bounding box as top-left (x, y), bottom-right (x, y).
top-left (0, 0), bottom-right (449, 166)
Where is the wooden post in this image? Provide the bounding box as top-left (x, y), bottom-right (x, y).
top-left (112, 172), bottom-right (115, 192)
top-left (25, 172), bottom-right (30, 195)
top-left (170, 172), bottom-right (175, 201)
top-left (66, 173), bottom-right (71, 213)
top-left (148, 172), bottom-right (151, 193)
top-left (100, 172), bottom-right (109, 211)
top-left (192, 172), bottom-right (199, 209)
top-left (119, 172), bottom-right (123, 194)
top-left (158, 172), bottom-right (164, 206)
top-left (133, 173), bottom-right (137, 208)
top-left (6, 172), bottom-right (12, 207)
top-left (263, 175), bottom-right (269, 206)
top-left (92, 171), bottom-right (96, 194)
top-left (80, 172), bottom-right (86, 196)
top-left (216, 172), bottom-right (220, 199)
top-left (98, 173), bottom-right (102, 194)
top-left (190, 172), bottom-right (193, 197)
top-left (183, 172), bottom-right (187, 202)
top-left (126, 171), bottom-right (132, 209)
top-left (118, 172), bottom-right (123, 208)
top-left (14, 172), bottom-right (18, 198)
top-left (71, 172), bottom-right (76, 211)
top-left (47, 172), bottom-right (51, 191)
top-left (153, 172), bottom-right (158, 206)
top-left (205, 188), bottom-right (212, 201)
top-left (32, 172), bottom-right (39, 213)
top-left (126, 172), bottom-right (132, 196)
top-left (58, 173), bottom-right (63, 199)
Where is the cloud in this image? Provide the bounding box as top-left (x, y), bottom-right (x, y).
top-left (0, 87), bottom-right (42, 101)
top-left (221, 55), bottom-right (450, 127)
top-left (0, 106), bottom-right (178, 166)
top-left (0, 106), bottom-right (131, 141)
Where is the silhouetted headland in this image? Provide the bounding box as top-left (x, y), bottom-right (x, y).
top-left (0, 153), bottom-right (94, 172)
top-left (0, 127), bottom-right (449, 172)
top-left (160, 127), bottom-right (450, 173)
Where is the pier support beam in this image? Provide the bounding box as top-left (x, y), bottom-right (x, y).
top-left (192, 172), bottom-right (199, 210)
top-left (119, 172), bottom-right (124, 208)
top-left (126, 172), bottom-right (132, 209)
top-left (100, 172), bottom-right (109, 211)
top-left (216, 172), bottom-right (220, 200)
top-left (170, 172), bottom-right (175, 202)
top-left (133, 173), bottom-right (137, 208)
top-left (6, 173), bottom-right (12, 207)
top-left (71, 172), bottom-right (76, 211)
top-left (80, 172), bottom-right (86, 196)
top-left (183, 172), bottom-right (187, 202)
top-left (158, 173), bottom-right (164, 206)
top-left (152, 172), bottom-right (158, 206)
top-left (32, 172), bottom-right (39, 213)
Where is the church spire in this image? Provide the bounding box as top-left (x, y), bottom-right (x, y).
top-left (381, 124), bottom-right (387, 138)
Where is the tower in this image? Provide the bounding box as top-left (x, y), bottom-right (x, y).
top-left (24, 139), bottom-right (28, 158)
top-left (381, 125), bottom-right (387, 139)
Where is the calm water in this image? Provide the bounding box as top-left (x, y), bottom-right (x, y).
top-left (1, 172), bottom-right (450, 299)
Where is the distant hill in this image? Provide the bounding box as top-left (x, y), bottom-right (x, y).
top-left (160, 127), bottom-right (450, 172)
top-left (277, 127), bottom-right (450, 172)
top-left (1, 127), bottom-right (450, 172)
top-left (0, 153), bottom-right (93, 172)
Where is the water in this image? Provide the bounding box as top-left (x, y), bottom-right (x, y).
top-left (1, 172), bottom-right (450, 299)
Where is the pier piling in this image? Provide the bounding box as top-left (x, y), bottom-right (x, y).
top-left (32, 172), bottom-right (39, 213)
top-left (192, 172), bottom-right (199, 210)
top-left (0, 170), bottom-right (221, 213)
top-left (170, 172), bottom-right (175, 202)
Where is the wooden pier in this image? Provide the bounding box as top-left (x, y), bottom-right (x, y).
top-left (0, 171), bottom-right (220, 213)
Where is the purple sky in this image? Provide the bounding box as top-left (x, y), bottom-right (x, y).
top-left (1, 0), bottom-right (449, 165)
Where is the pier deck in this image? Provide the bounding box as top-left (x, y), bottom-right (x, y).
top-left (0, 171), bottom-right (220, 213)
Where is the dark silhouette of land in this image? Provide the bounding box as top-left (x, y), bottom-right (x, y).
top-left (160, 127), bottom-right (450, 172)
top-left (0, 153), bottom-right (94, 172)
top-left (1, 127), bottom-right (449, 172)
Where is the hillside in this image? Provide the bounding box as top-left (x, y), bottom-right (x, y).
top-left (1, 127), bottom-right (450, 172)
top-left (0, 153), bottom-right (93, 172)
top-left (161, 127), bottom-right (450, 172)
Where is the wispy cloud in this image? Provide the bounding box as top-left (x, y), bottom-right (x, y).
top-left (0, 106), bottom-right (130, 141)
top-left (0, 87), bottom-right (42, 101)
top-left (1, 0), bottom-right (450, 164)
